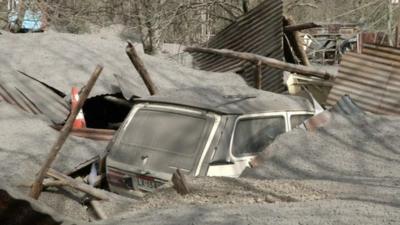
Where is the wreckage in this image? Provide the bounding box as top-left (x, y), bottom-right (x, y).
top-left (1, 0), bottom-right (400, 224)
top-left (105, 86), bottom-right (316, 195)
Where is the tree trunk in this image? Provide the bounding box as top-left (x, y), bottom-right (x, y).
top-left (135, 0), bottom-right (163, 55)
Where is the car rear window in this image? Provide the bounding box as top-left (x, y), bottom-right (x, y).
top-left (232, 116), bottom-right (286, 157)
top-left (110, 108), bottom-right (213, 172)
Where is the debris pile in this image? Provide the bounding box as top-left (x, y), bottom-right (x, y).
top-left (0, 29), bottom-right (248, 100)
top-left (241, 97), bottom-right (400, 215)
top-left (190, 0), bottom-right (284, 92)
top-left (0, 102), bottom-right (106, 188)
top-left (243, 97), bottom-right (400, 181)
top-left (1, 0), bottom-right (400, 224)
top-left (132, 177), bottom-right (329, 208)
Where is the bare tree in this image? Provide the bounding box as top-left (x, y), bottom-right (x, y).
top-left (4, 0), bottom-right (399, 50)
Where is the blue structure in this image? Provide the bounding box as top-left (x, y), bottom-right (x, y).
top-left (8, 0), bottom-right (43, 32)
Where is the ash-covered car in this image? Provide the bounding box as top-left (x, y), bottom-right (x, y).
top-left (105, 87), bottom-right (316, 196)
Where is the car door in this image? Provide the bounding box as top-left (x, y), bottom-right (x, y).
top-left (287, 112), bottom-right (314, 130)
top-left (207, 112), bottom-right (288, 177)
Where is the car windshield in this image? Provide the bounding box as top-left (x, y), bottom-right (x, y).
top-left (110, 108), bottom-right (214, 172)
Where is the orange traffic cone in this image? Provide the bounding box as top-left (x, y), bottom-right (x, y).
top-left (71, 87), bottom-right (86, 128)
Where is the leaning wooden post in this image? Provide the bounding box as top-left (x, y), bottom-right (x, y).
top-left (30, 65), bottom-right (103, 199)
top-left (284, 16), bottom-right (311, 66)
top-left (254, 61), bottom-right (262, 89)
top-left (172, 169), bottom-right (191, 195)
top-left (126, 41), bottom-right (159, 95)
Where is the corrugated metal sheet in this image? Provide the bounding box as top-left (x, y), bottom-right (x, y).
top-left (0, 70), bottom-right (70, 124)
top-left (0, 31), bottom-right (248, 99)
top-left (327, 44), bottom-right (400, 115)
top-left (191, 0), bottom-right (285, 93)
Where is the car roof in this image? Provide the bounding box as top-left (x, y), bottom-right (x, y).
top-left (135, 86), bottom-right (315, 115)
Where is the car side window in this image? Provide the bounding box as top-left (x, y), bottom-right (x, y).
top-left (232, 116), bottom-right (286, 157)
top-left (290, 114), bottom-right (312, 129)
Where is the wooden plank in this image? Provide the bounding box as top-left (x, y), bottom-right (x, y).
top-left (185, 47), bottom-right (334, 79)
top-left (44, 169), bottom-right (110, 201)
top-left (126, 42), bottom-right (158, 95)
top-left (172, 169), bottom-right (190, 195)
top-left (29, 65), bottom-right (103, 199)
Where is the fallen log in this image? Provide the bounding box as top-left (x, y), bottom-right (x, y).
top-left (30, 65), bottom-right (103, 199)
top-left (126, 42), bottom-right (159, 95)
top-left (44, 169), bottom-right (109, 201)
top-left (185, 47), bottom-right (334, 79)
top-left (172, 169), bottom-right (191, 195)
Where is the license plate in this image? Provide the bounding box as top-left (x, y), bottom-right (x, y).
top-left (135, 175), bottom-right (162, 191)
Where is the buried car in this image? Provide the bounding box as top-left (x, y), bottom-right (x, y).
top-left (105, 87), bottom-right (316, 195)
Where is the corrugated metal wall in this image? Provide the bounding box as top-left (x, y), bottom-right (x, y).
top-left (327, 44), bottom-right (400, 115)
top-left (191, 0), bottom-right (285, 93)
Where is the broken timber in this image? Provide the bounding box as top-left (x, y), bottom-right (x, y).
top-left (185, 47), bottom-right (334, 80)
top-left (126, 42), bottom-right (159, 95)
top-left (254, 61), bottom-right (262, 89)
top-left (284, 17), bottom-right (311, 66)
top-left (90, 200), bottom-right (108, 220)
top-left (172, 169), bottom-right (191, 195)
top-left (29, 65), bottom-right (103, 199)
top-left (44, 169), bottom-right (109, 201)
top-left (284, 22), bottom-right (321, 32)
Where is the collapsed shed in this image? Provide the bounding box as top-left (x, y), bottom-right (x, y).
top-left (0, 31), bottom-right (248, 99)
top-left (190, 0), bottom-right (285, 92)
top-left (0, 30), bottom-right (250, 129)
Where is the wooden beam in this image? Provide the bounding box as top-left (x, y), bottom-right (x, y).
top-left (284, 17), bottom-right (311, 66)
top-left (126, 42), bottom-right (159, 95)
top-left (172, 169), bottom-right (190, 195)
top-left (254, 61), bottom-right (262, 89)
top-left (44, 169), bottom-right (109, 201)
top-left (90, 200), bottom-right (108, 220)
top-left (284, 22), bottom-right (321, 32)
top-left (29, 65), bottom-right (103, 199)
top-left (185, 47), bottom-right (334, 79)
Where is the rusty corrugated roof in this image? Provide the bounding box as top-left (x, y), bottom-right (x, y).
top-left (191, 0), bottom-right (284, 93)
top-left (327, 44), bottom-right (400, 115)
